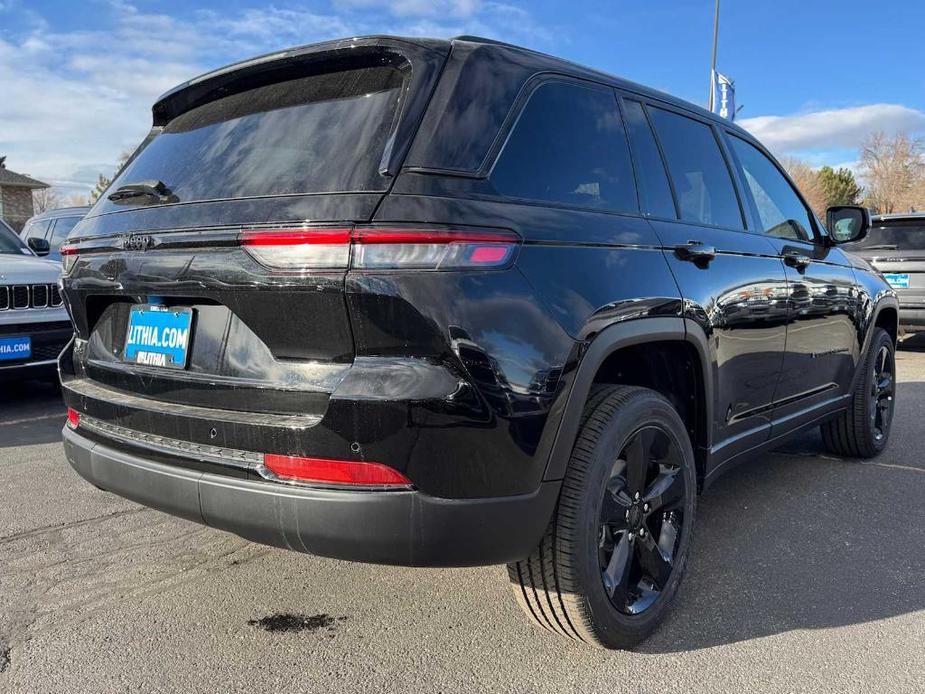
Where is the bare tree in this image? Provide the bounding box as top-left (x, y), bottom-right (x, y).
top-left (32, 187), bottom-right (61, 213)
top-left (116, 149), bottom-right (132, 172)
top-left (66, 193), bottom-right (90, 207)
top-left (908, 172), bottom-right (925, 213)
top-left (782, 157), bottom-right (827, 219)
top-left (860, 131), bottom-right (925, 214)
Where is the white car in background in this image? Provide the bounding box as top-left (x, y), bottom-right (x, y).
top-left (0, 218), bottom-right (72, 381)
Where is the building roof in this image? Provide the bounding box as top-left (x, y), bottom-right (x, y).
top-left (0, 166), bottom-right (49, 189)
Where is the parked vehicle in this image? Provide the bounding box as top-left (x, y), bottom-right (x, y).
top-left (838, 212), bottom-right (925, 338)
top-left (0, 220), bottom-right (72, 380)
top-left (21, 206), bottom-right (90, 261)
top-left (58, 36), bottom-right (898, 649)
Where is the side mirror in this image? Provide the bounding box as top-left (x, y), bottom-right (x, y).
top-left (826, 205), bottom-right (871, 244)
top-left (27, 237), bottom-right (50, 256)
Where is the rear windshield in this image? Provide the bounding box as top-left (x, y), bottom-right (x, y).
top-left (100, 65), bottom-right (405, 209)
top-left (844, 223), bottom-right (925, 251)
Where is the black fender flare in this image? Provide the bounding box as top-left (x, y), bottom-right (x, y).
top-left (541, 316), bottom-right (714, 482)
top-left (866, 295), bottom-right (900, 347)
top-left (851, 295), bottom-right (899, 391)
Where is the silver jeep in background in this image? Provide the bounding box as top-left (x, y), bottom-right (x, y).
top-left (0, 218), bottom-right (72, 381)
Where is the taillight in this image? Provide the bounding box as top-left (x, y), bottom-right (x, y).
top-left (239, 227), bottom-right (519, 271)
top-left (66, 408), bottom-right (80, 429)
top-left (351, 228), bottom-right (519, 270)
top-left (60, 243), bottom-right (78, 274)
top-left (241, 228), bottom-right (351, 270)
top-left (263, 454), bottom-right (411, 487)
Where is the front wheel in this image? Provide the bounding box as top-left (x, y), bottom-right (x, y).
top-left (508, 385), bottom-right (697, 649)
top-left (821, 327), bottom-right (896, 458)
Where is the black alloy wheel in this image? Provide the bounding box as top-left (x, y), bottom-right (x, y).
top-left (598, 425), bottom-right (687, 615)
top-left (869, 343), bottom-right (894, 443)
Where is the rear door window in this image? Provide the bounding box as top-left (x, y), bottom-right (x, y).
top-left (622, 99), bottom-right (677, 219)
top-left (648, 107), bottom-right (744, 229)
top-left (100, 64), bottom-right (406, 208)
top-left (727, 135), bottom-right (814, 241)
top-left (491, 81), bottom-right (638, 213)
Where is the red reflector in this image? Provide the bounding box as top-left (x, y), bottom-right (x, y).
top-left (469, 246), bottom-right (510, 263)
top-left (66, 408), bottom-right (80, 428)
top-left (240, 229), bottom-right (351, 246)
top-left (263, 454), bottom-right (411, 486)
top-left (59, 243), bottom-right (77, 256)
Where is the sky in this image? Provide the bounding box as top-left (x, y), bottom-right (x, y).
top-left (1, 0), bottom-right (924, 198)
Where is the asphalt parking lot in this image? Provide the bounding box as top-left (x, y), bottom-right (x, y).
top-left (1, 350), bottom-right (924, 694)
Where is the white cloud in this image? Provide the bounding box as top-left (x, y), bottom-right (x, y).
top-left (338, 0), bottom-right (482, 18)
top-left (739, 104), bottom-right (925, 154)
top-left (197, 7), bottom-right (355, 44)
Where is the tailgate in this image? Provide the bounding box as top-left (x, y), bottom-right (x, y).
top-left (60, 38), bottom-right (450, 416)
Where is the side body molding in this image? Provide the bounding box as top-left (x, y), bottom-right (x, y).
top-left (541, 316), bottom-right (714, 483)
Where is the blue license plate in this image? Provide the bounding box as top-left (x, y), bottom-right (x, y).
top-left (884, 273), bottom-right (910, 289)
top-left (0, 336), bottom-right (31, 362)
top-left (124, 305), bottom-right (194, 369)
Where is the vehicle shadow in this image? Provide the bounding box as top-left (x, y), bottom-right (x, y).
top-left (642, 380), bottom-right (925, 653)
top-left (0, 378), bottom-right (66, 448)
top-left (898, 332), bottom-right (925, 351)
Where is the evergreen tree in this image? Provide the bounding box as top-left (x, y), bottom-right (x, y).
top-left (817, 166), bottom-right (862, 208)
top-left (88, 173), bottom-right (112, 203)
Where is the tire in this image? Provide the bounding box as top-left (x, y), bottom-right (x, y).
top-left (821, 327), bottom-right (896, 458)
top-left (508, 385), bottom-right (697, 649)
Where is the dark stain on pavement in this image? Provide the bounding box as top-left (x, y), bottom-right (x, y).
top-left (247, 613), bottom-right (347, 634)
top-left (0, 642), bottom-right (10, 673)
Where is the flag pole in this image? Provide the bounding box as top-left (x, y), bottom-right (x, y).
top-left (708, 0), bottom-right (720, 111)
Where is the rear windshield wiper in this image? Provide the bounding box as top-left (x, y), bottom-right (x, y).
top-left (108, 180), bottom-right (178, 205)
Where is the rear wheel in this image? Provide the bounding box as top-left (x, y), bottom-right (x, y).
top-left (821, 328), bottom-right (895, 458)
top-left (508, 385), bottom-right (696, 649)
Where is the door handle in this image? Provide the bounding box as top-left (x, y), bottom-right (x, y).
top-left (784, 252), bottom-right (811, 271)
top-left (674, 241), bottom-right (717, 265)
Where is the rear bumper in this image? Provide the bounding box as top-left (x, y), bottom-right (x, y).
top-left (63, 427), bottom-right (559, 567)
top-left (899, 306), bottom-right (925, 331)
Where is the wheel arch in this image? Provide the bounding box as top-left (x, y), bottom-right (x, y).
top-left (873, 301), bottom-right (898, 344)
top-left (850, 295), bottom-right (898, 393)
top-left (542, 317), bottom-right (713, 486)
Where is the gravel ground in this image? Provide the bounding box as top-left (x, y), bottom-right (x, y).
top-left (1, 347), bottom-right (924, 694)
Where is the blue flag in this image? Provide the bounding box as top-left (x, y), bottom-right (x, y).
top-left (712, 71), bottom-right (735, 121)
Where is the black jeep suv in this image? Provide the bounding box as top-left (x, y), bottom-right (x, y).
top-left (59, 36), bottom-right (898, 649)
